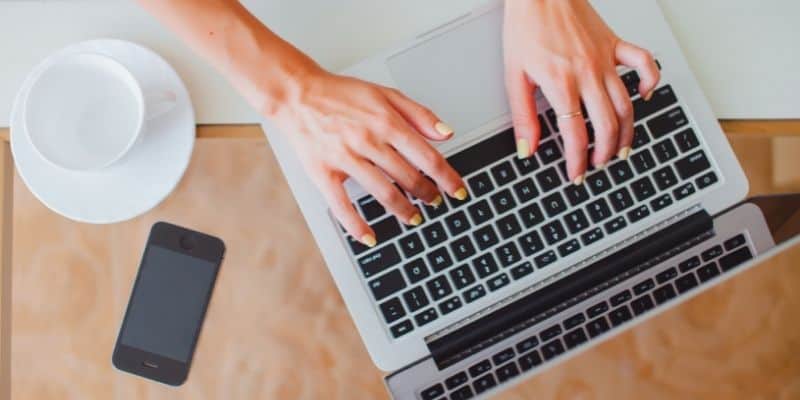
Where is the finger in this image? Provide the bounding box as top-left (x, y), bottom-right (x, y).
top-left (615, 41), bottom-right (661, 100)
top-left (580, 74), bottom-right (619, 168)
top-left (344, 156), bottom-right (423, 226)
top-left (312, 168), bottom-right (375, 247)
top-left (382, 87), bottom-right (455, 141)
top-left (366, 143), bottom-right (442, 207)
top-left (539, 76), bottom-right (588, 184)
top-left (505, 69), bottom-right (541, 158)
top-left (605, 74), bottom-right (635, 159)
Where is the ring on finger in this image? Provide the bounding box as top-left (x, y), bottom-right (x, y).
top-left (557, 111), bottom-right (583, 120)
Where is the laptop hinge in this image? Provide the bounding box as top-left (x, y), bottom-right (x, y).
top-left (426, 209), bottom-right (714, 370)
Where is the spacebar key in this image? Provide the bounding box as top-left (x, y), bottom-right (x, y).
top-left (447, 128), bottom-right (516, 177)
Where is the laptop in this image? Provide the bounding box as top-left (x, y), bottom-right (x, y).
top-left (261, 0), bottom-right (794, 398)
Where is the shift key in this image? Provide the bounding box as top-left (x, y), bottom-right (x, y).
top-left (674, 150), bottom-right (711, 180)
top-left (358, 244), bottom-right (401, 278)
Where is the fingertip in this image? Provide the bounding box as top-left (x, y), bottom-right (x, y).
top-left (516, 137), bottom-right (531, 159)
top-left (434, 121), bottom-right (455, 139)
top-left (360, 233), bottom-right (377, 248)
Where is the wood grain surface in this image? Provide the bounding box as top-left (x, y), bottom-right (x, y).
top-left (7, 134), bottom-right (800, 400)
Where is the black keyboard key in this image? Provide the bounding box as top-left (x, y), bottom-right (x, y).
top-left (654, 166), bottom-right (679, 191)
top-left (491, 161), bottom-right (517, 186)
top-left (426, 275), bottom-right (453, 300)
top-left (564, 209), bottom-right (590, 234)
top-left (473, 374), bottom-right (497, 395)
top-left (402, 287), bottom-right (429, 312)
top-left (719, 246), bottom-right (753, 271)
top-left (633, 278), bottom-right (655, 295)
top-left (609, 188), bottom-right (635, 212)
top-left (653, 284), bottom-right (677, 304)
top-left (557, 160), bottom-right (569, 181)
top-left (414, 307), bottom-right (438, 327)
top-left (541, 340), bottom-right (565, 360)
top-left (447, 128), bottom-right (515, 177)
top-left (678, 256), bottom-right (700, 272)
top-left (633, 85), bottom-right (678, 121)
top-left (535, 167), bottom-right (562, 192)
top-left (496, 214), bottom-right (523, 239)
top-left (496, 362), bottom-right (520, 383)
top-left (697, 262), bottom-right (720, 282)
top-left (390, 320), bottom-right (413, 338)
top-left (422, 221), bottom-right (448, 247)
top-left (557, 239), bottom-right (581, 257)
top-left (423, 199), bottom-right (449, 221)
top-left (439, 296), bottom-right (463, 315)
top-left (564, 184), bottom-right (590, 206)
top-left (630, 295), bottom-right (655, 315)
top-left (540, 325), bottom-right (562, 342)
top-left (534, 250), bottom-right (558, 269)
top-left (403, 258), bottom-right (430, 284)
top-left (632, 124), bottom-right (650, 148)
top-left (541, 220), bottom-right (567, 245)
top-left (627, 205), bottom-right (650, 223)
top-left (358, 196), bottom-right (386, 221)
top-left (647, 106), bottom-right (689, 139)
top-left (487, 273), bottom-right (511, 291)
top-left (564, 328), bottom-right (588, 349)
top-left (370, 216), bottom-right (402, 243)
top-left (604, 216), bottom-right (627, 234)
top-left (542, 192), bottom-right (568, 217)
top-left (398, 232), bottom-right (424, 258)
top-left (513, 178), bottom-right (539, 204)
top-left (450, 264), bottom-right (477, 289)
top-left (519, 202), bottom-right (545, 228)
top-left (674, 128), bottom-right (700, 152)
top-left (675, 273), bottom-right (698, 293)
top-left (673, 182), bottom-right (696, 200)
top-left (675, 150), bottom-right (711, 179)
top-left (608, 160), bottom-right (635, 185)
top-left (445, 372), bottom-right (469, 390)
top-left (380, 297), bottom-right (406, 324)
top-left (516, 335), bottom-right (539, 354)
top-left (610, 290), bottom-right (633, 306)
top-left (450, 236), bottom-right (477, 261)
top-left (650, 194), bottom-right (673, 212)
top-left (538, 114), bottom-right (552, 138)
top-left (518, 232), bottom-right (544, 256)
top-left (631, 176), bottom-right (657, 201)
top-left (701, 245), bottom-right (723, 262)
top-left (724, 234), bottom-right (747, 251)
top-left (473, 225), bottom-right (500, 250)
top-left (518, 351), bottom-right (543, 371)
top-left (445, 211), bottom-right (471, 236)
top-left (490, 189), bottom-right (517, 214)
top-left (586, 317), bottom-right (610, 338)
top-left (538, 139), bottom-right (562, 164)
top-left (546, 109), bottom-right (559, 132)
top-left (463, 284), bottom-right (487, 303)
top-left (492, 348), bottom-right (516, 365)
top-left (469, 360), bottom-right (492, 378)
top-left (450, 386), bottom-right (474, 400)
top-left (586, 198), bottom-right (612, 223)
top-left (365, 257), bottom-right (405, 297)
top-left (495, 243), bottom-right (522, 267)
top-left (510, 261), bottom-right (535, 280)
top-left (427, 247), bottom-right (454, 273)
top-left (513, 153), bottom-right (540, 175)
top-left (564, 313), bottom-right (586, 329)
top-left (631, 149), bottom-right (657, 174)
top-left (656, 267), bottom-right (678, 284)
top-left (467, 200), bottom-right (494, 226)
top-left (446, 192), bottom-right (470, 210)
top-left (586, 170), bottom-right (613, 195)
top-left (580, 227), bottom-right (604, 246)
top-left (696, 171), bottom-right (718, 189)
top-left (608, 305), bottom-right (633, 326)
top-left (473, 253), bottom-right (500, 278)
top-left (587, 301), bottom-right (609, 318)
top-left (621, 70), bottom-right (641, 97)
top-left (346, 235), bottom-right (370, 256)
top-left (467, 172), bottom-right (495, 197)
top-left (653, 138), bottom-right (679, 163)
top-left (421, 383), bottom-right (445, 400)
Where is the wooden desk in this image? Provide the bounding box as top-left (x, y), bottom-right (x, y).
top-left (1, 121), bottom-right (799, 399)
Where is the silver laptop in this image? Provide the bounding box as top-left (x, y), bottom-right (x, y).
top-left (261, 1), bottom-right (795, 398)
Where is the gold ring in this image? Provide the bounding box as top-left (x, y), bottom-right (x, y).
top-left (557, 111), bottom-right (583, 120)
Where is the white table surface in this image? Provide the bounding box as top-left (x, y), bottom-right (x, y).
top-left (1, 0), bottom-right (798, 127)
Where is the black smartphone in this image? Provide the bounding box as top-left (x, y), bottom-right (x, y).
top-left (112, 222), bottom-right (225, 386)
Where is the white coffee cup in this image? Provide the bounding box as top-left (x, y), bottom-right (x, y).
top-left (22, 52), bottom-right (176, 171)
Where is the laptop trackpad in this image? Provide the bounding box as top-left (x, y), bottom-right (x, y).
top-left (386, 7), bottom-right (510, 134)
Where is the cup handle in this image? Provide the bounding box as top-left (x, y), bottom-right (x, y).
top-left (144, 90), bottom-right (177, 121)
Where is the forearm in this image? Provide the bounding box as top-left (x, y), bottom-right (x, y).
top-left (136, 0), bottom-right (321, 116)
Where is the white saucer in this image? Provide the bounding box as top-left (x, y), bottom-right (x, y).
top-left (10, 39), bottom-right (195, 224)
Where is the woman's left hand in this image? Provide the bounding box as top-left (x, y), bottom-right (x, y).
top-left (503, 0), bottom-right (661, 183)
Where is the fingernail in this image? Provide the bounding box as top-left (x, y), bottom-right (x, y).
top-left (435, 121), bottom-right (454, 138)
top-left (644, 90), bottom-right (654, 101)
top-left (430, 195), bottom-right (443, 208)
top-left (453, 187), bottom-right (468, 201)
top-left (595, 162), bottom-right (606, 170)
top-left (573, 174), bottom-right (585, 186)
top-left (408, 213), bottom-right (423, 226)
top-left (361, 234), bottom-right (377, 248)
top-left (516, 138), bottom-right (530, 159)
top-left (618, 146), bottom-right (632, 160)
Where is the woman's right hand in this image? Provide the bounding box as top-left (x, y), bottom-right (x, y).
top-left (269, 68), bottom-right (467, 248)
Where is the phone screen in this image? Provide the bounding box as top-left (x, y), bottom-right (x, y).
top-left (120, 245), bottom-right (217, 362)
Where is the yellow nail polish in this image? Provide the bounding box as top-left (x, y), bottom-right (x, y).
top-left (573, 174), bottom-right (585, 186)
top-left (618, 146), bottom-right (632, 160)
top-left (454, 187), bottom-right (468, 201)
top-left (435, 121), bottom-right (454, 137)
top-left (408, 213), bottom-right (423, 226)
top-left (361, 234), bottom-right (377, 248)
top-left (644, 90), bottom-right (654, 101)
top-left (595, 162), bottom-right (606, 170)
top-left (430, 195), bottom-right (443, 208)
top-left (516, 138), bottom-right (530, 159)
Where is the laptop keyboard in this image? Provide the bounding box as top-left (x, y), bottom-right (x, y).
top-left (417, 232), bottom-right (753, 400)
top-left (341, 69), bottom-right (721, 340)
